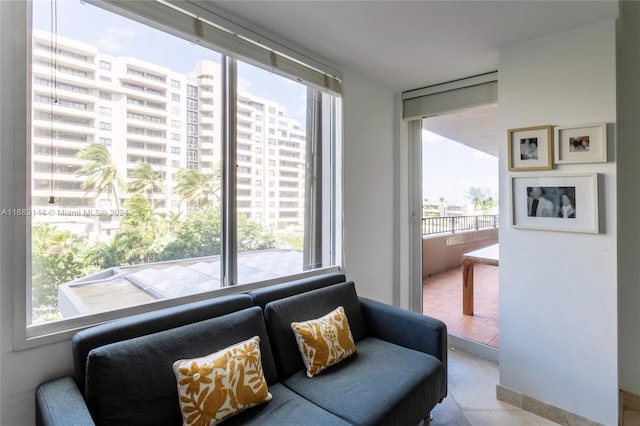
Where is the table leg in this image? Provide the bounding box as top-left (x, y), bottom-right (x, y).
top-left (463, 258), bottom-right (474, 315)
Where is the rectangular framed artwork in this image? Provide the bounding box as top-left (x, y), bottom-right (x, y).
top-left (510, 173), bottom-right (599, 233)
top-left (554, 122), bottom-right (607, 164)
top-left (507, 125), bottom-right (553, 171)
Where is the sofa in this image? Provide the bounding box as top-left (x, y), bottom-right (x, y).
top-left (36, 272), bottom-right (447, 426)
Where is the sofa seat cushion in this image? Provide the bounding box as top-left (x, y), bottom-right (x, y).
top-left (84, 307), bottom-right (277, 426)
top-left (222, 383), bottom-right (351, 426)
top-left (283, 337), bottom-right (446, 426)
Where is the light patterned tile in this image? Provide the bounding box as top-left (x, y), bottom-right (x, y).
top-left (427, 410), bottom-right (472, 426)
top-left (448, 373), bottom-right (520, 411)
top-left (527, 411), bottom-right (562, 425)
top-left (476, 358), bottom-right (500, 380)
top-left (432, 395), bottom-right (460, 412)
top-left (464, 410), bottom-right (540, 425)
top-left (448, 349), bottom-right (488, 375)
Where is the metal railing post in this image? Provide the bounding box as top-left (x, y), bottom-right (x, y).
top-left (421, 214), bottom-right (500, 236)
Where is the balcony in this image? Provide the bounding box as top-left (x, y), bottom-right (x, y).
top-left (422, 214), bottom-right (499, 348)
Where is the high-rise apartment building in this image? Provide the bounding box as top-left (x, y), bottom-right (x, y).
top-left (31, 29), bottom-right (306, 239)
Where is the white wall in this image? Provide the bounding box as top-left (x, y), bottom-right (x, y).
top-left (342, 69), bottom-right (396, 304)
top-left (498, 20), bottom-right (618, 425)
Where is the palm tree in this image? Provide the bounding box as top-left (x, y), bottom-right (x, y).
top-left (128, 162), bottom-right (165, 209)
top-left (76, 143), bottom-right (124, 209)
top-left (466, 186), bottom-right (496, 214)
top-left (466, 187), bottom-right (485, 212)
top-left (165, 210), bottom-right (182, 235)
top-left (174, 168), bottom-right (213, 208)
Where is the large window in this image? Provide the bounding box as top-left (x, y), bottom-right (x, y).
top-left (20, 0), bottom-right (342, 338)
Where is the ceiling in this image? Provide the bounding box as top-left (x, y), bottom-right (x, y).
top-left (209, 1), bottom-right (618, 93)
top-left (207, 1), bottom-right (618, 156)
top-left (423, 104), bottom-right (498, 156)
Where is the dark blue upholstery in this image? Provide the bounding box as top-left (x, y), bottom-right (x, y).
top-left (223, 383), bottom-right (351, 425)
top-left (72, 293), bottom-right (253, 395)
top-left (249, 271), bottom-right (346, 308)
top-left (360, 296), bottom-right (448, 397)
top-left (263, 281), bottom-right (369, 379)
top-left (36, 377), bottom-right (95, 426)
top-left (283, 337), bottom-right (446, 426)
top-left (84, 307), bottom-right (275, 426)
top-left (35, 273), bottom-right (448, 426)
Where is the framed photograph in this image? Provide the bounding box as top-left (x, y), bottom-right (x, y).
top-left (554, 122), bottom-right (607, 164)
top-left (508, 125), bottom-right (553, 171)
top-left (510, 173), bottom-right (599, 233)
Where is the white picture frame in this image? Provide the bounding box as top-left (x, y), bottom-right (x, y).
top-left (510, 173), bottom-right (599, 233)
top-left (554, 122), bottom-right (607, 164)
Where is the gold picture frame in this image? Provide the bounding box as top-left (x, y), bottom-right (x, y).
top-left (508, 125), bottom-right (553, 171)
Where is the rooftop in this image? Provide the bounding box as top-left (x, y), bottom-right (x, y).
top-left (58, 249), bottom-right (303, 318)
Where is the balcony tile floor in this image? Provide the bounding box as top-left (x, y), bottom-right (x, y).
top-left (423, 264), bottom-right (499, 347)
top-left (422, 349), bottom-right (559, 425)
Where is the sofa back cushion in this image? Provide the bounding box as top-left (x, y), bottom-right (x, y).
top-left (248, 272), bottom-right (346, 309)
top-left (72, 293), bottom-right (253, 395)
top-left (84, 306), bottom-right (277, 426)
top-left (263, 281), bottom-right (368, 380)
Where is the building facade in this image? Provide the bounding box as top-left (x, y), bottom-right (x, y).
top-left (31, 29), bottom-right (306, 239)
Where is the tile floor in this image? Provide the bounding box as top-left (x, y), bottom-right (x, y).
top-left (424, 349), bottom-right (559, 426)
top-left (423, 265), bottom-right (500, 347)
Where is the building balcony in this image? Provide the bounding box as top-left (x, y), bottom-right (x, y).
top-left (32, 50), bottom-right (96, 73)
top-left (120, 74), bottom-right (167, 92)
top-left (422, 215), bottom-right (499, 348)
top-left (200, 154), bottom-right (216, 162)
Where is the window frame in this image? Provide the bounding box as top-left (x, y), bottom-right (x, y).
top-left (5, 0), bottom-right (343, 350)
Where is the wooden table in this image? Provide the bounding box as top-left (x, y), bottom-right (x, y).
top-left (462, 244), bottom-right (499, 315)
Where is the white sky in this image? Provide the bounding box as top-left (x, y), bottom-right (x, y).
top-left (422, 129), bottom-right (499, 205)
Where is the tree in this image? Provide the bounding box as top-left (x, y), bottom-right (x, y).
top-left (31, 224), bottom-right (93, 321)
top-left (114, 194), bottom-right (165, 264)
top-left (86, 195), bottom-right (166, 267)
top-left (155, 207), bottom-right (222, 261)
top-left (154, 208), bottom-right (275, 262)
top-left (76, 143), bottom-right (124, 209)
top-left (128, 162), bottom-right (165, 209)
top-left (174, 168), bottom-right (214, 209)
top-left (164, 210), bottom-right (182, 235)
top-left (238, 213), bottom-right (275, 252)
top-left (466, 186), bottom-right (497, 214)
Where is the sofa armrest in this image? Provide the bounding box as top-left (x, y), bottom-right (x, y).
top-left (359, 297), bottom-right (447, 369)
top-left (36, 377), bottom-right (95, 426)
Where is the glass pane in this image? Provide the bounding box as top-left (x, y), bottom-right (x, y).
top-left (235, 61), bottom-right (337, 284)
top-left (30, 1), bottom-right (223, 323)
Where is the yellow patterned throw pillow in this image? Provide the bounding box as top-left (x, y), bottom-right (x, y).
top-left (291, 306), bottom-right (356, 378)
top-left (172, 336), bottom-right (272, 426)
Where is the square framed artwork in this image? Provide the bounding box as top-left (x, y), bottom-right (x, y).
top-left (554, 122), bottom-right (607, 164)
top-left (507, 125), bottom-right (553, 171)
top-left (510, 173), bottom-right (599, 233)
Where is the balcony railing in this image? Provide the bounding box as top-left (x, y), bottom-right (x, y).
top-left (422, 214), bottom-right (499, 236)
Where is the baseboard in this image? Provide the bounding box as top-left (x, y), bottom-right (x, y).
top-left (620, 390), bottom-right (640, 426)
top-left (496, 384), bottom-right (604, 426)
top-left (448, 334), bottom-right (499, 364)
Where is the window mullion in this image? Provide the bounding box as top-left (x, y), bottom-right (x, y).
top-left (221, 55), bottom-right (237, 286)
